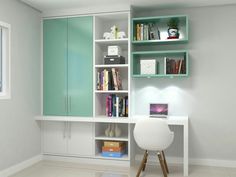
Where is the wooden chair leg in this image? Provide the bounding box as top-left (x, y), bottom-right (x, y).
top-left (157, 152), bottom-right (168, 177)
top-left (161, 151), bottom-right (169, 173)
top-left (136, 150), bottom-right (148, 177)
top-left (142, 151), bottom-right (148, 171)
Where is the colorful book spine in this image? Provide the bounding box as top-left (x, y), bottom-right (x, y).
top-left (102, 146), bottom-right (124, 152)
top-left (125, 96), bottom-right (128, 117)
top-left (104, 141), bottom-right (124, 147)
top-left (116, 96), bottom-right (119, 117)
top-left (136, 24), bottom-right (140, 41)
top-left (140, 23), bottom-right (144, 40)
top-left (101, 152), bottom-right (124, 158)
top-left (108, 95), bottom-right (112, 117)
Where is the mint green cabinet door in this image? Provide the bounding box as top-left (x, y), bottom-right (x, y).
top-left (67, 16), bottom-right (93, 116)
top-left (43, 19), bottom-right (68, 116)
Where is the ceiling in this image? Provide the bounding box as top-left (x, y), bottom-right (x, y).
top-left (21, 0), bottom-right (236, 12)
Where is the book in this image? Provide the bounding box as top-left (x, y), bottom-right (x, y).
top-left (112, 94), bottom-right (116, 116)
top-left (97, 72), bottom-right (100, 90)
top-left (104, 141), bottom-right (125, 147)
top-left (178, 59), bottom-right (183, 74)
top-left (116, 70), bottom-right (123, 90)
top-left (104, 69), bottom-right (108, 91)
top-left (111, 68), bottom-right (118, 90)
top-left (136, 24), bottom-right (140, 41)
top-left (101, 152), bottom-right (124, 158)
top-left (101, 70), bottom-right (104, 90)
top-left (102, 146), bottom-right (124, 152)
top-left (116, 96), bottom-right (119, 117)
top-left (125, 96), bottom-right (128, 117)
top-left (140, 24), bottom-right (144, 40)
top-left (106, 96), bottom-right (109, 117)
top-left (181, 59), bottom-right (186, 74)
top-left (108, 95), bottom-right (112, 117)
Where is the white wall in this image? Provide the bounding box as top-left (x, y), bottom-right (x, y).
top-left (0, 0), bottom-right (41, 171)
top-left (133, 5), bottom-right (236, 161)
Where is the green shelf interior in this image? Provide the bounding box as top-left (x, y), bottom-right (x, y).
top-left (132, 50), bottom-right (188, 78)
top-left (132, 15), bottom-right (188, 44)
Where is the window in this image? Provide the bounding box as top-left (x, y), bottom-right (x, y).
top-left (0, 21), bottom-right (11, 99)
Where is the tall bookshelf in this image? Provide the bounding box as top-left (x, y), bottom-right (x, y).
top-left (93, 12), bottom-right (131, 160)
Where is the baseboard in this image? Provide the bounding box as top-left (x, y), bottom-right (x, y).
top-left (43, 154), bottom-right (130, 167)
top-left (190, 158), bottom-right (236, 168)
top-left (135, 154), bottom-right (236, 168)
top-left (0, 155), bottom-right (42, 177)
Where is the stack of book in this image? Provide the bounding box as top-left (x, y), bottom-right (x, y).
top-left (97, 68), bottom-right (122, 91)
top-left (106, 94), bottom-right (128, 117)
top-left (102, 141), bottom-right (125, 158)
top-left (165, 58), bottom-right (186, 74)
top-left (135, 22), bottom-right (160, 41)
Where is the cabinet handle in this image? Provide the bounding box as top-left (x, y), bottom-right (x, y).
top-left (63, 122), bottom-right (66, 139)
top-left (64, 96), bottom-right (67, 113)
top-left (69, 122), bottom-right (71, 139)
top-left (69, 96), bottom-right (72, 113)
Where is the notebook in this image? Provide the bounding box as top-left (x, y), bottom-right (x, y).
top-left (149, 103), bottom-right (168, 118)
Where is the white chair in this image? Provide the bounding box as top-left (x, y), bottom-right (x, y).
top-left (133, 118), bottom-right (174, 177)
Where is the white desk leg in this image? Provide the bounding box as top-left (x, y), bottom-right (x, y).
top-left (184, 122), bottom-right (189, 176)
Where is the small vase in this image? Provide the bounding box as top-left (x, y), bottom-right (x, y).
top-left (115, 124), bottom-right (121, 137)
top-left (167, 28), bottom-right (179, 38)
top-left (105, 124), bottom-right (111, 137)
top-left (109, 124), bottom-right (115, 137)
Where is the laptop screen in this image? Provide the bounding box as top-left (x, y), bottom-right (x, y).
top-left (150, 104), bottom-right (168, 116)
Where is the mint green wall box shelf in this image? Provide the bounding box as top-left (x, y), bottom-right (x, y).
top-left (43, 16), bottom-right (93, 116)
top-left (132, 50), bottom-right (188, 78)
top-left (132, 15), bottom-right (188, 44)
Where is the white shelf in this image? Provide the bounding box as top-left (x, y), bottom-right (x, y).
top-left (95, 136), bottom-right (128, 141)
top-left (95, 38), bottom-right (128, 45)
top-left (95, 90), bottom-right (128, 93)
top-left (95, 64), bottom-right (129, 68)
top-left (95, 153), bottom-right (129, 161)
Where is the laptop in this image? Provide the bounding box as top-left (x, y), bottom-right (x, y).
top-left (149, 103), bottom-right (168, 118)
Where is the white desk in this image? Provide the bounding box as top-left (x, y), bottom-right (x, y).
top-left (35, 115), bottom-right (188, 176)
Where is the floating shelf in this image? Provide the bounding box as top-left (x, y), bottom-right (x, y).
top-left (132, 50), bottom-right (188, 78)
top-left (132, 15), bottom-right (188, 44)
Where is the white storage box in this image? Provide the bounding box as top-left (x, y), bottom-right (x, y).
top-left (108, 46), bottom-right (122, 56)
top-left (140, 59), bottom-right (157, 75)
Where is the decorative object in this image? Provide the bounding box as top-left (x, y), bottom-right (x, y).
top-left (105, 124), bottom-right (111, 137)
top-left (115, 124), bottom-right (121, 137)
top-left (108, 46), bottom-right (122, 56)
top-left (109, 124), bottom-right (115, 137)
top-left (103, 32), bottom-right (111, 39)
top-left (167, 18), bottom-right (180, 39)
top-left (140, 59), bottom-right (157, 75)
top-left (104, 55), bottom-right (125, 64)
top-left (103, 25), bottom-right (119, 40)
top-left (117, 31), bottom-right (126, 39)
top-left (110, 25), bottom-right (118, 39)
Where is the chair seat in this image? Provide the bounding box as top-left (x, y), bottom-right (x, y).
top-left (134, 118), bottom-right (174, 151)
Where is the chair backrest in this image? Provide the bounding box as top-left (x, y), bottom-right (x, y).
top-left (133, 118), bottom-right (174, 151)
